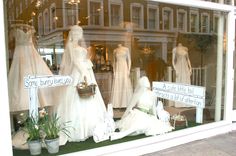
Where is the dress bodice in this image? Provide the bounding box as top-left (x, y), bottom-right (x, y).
top-left (136, 91), bottom-right (155, 112)
top-left (73, 46), bottom-right (87, 61)
top-left (14, 29), bottom-right (33, 46)
top-left (114, 48), bottom-right (128, 62)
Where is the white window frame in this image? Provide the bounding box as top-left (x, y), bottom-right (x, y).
top-left (43, 9), bottom-right (49, 34)
top-left (201, 12), bottom-right (210, 33)
top-left (108, 0), bottom-right (123, 28)
top-left (147, 4), bottom-right (159, 30)
top-left (162, 7), bottom-right (173, 31)
top-left (190, 9), bottom-right (199, 33)
top-left (177, 9), bottom-right (187, 32)
top-left (50, 3), bottom-right (57, 31)
top-left (62, 0), bottom-right (79, 27)
top-left (38, 13), bottom-right (43, 36)
top-left (88, 0), bottom-right (104, 26)
top-left (130, 3), bottom-right (144, 29)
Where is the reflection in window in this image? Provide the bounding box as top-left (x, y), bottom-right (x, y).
top-left (38, 13), bottom-right (43, 35)
top-left (163, 8), bottom-right (173, 31)
top-left (50, 5), bottom-right (57, 30)
top-left (90, 1), bottom-right (102, 26)
top-left (131, 3), bottom-right (143, 29)
top-left (177, 10), bottom-right (187, 32)
top-left (110, 4), bottom-right (121, 27)
top-left (148, 8), bottom-right (157, 30)
top-left (190, 11), bottom-right (199, 32)
top-left (201, 13), bottom-right (209, 33)
top-left (44, 9), bottom-right (49, 34)
top-left (64, 3), bottom-right (77, 26)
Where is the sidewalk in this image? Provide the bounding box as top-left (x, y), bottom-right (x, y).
top-left (143, 130), bottom-right (236, 156)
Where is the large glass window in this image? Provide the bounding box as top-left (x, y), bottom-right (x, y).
top-left (4, 0), bottom-right (232, 155)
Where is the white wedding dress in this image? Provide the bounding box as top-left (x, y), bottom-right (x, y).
top-left (56, 46), bottom-right (106, 144)
top-left (111, 46), bottom-right (133, 108)
top-left (173, 46), bottom-right (192, 107)
top-left (111, 77), bottom-right (173, 140)
top-left (8, 28), bottom-right (54, 112)
top-left (174, 49), bottom-right (191, 84)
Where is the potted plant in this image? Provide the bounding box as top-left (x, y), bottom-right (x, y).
top-left (39, 109), bottom-right (71, 154)
top-left (23, 115), bottom-right (42, 155)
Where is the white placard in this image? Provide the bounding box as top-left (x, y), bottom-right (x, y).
top-left (152, 81), bottom-right (206, 123)
top-left (153, 81), bottom-right (205, 108)
top-left (24, 75), bottom-right (72, 88)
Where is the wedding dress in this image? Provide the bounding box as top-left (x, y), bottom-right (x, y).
top-left (111, 76), bottom-right (173, 140)
top-left (111, 45), bottom-right (133, 108)
top-left (8, 28), bottom-right (54, 112)
top-left (172, 43), bottom-right (192, 107)
top-left (56, 26), bottom-right (106, 144)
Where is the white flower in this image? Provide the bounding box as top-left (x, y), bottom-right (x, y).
top-left (34, 125), bottom-right (39, 130)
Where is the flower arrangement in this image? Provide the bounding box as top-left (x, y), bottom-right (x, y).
top-left (39, 108), bottom-right (71, 140)
top-left (23, 115), bottom-right (41, 141)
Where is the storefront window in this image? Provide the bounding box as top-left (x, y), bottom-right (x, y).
top-left (4, 0), bottom-right (234, 155)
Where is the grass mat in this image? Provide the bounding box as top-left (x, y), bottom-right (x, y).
top-left (13, 121), bottom-right (200, 156)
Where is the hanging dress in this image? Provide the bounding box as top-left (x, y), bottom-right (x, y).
top-left (111, 46), bottom-right (133, 108)
top-left (8, 28), bottom-right (54, 112)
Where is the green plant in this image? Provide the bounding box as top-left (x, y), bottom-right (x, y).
top-left (23, 115), bottom-right (41, 141)
top-left (39, 109), bottom-right (71, 140)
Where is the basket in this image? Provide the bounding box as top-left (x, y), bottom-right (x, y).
top-left (76, 76), bottom-right (96, 98)
top-left (77, 84), bottom-right (96, 98)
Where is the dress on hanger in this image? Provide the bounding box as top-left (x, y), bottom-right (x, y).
top-left (56, 42), bottom-right (106, 144)
top-left (8, 28), bottom-right (54, 112)
top-left (111, 45), bottom-right (133, 108)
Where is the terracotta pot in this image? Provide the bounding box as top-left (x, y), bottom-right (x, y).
top-left (45, 137), bottom-right (59, 154)
top-left (28, 140), bottom-right (42, 155)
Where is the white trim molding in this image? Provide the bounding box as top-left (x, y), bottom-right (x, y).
top-left (201, 12), bottom-right (210, 33)
top-left (50, 3), bottom-right (57, 31)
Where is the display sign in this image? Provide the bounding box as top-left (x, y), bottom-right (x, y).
top-left (152, 81), bottom-right (206, 123)
top-left (24, 75), bottom-right (72, 120)
top-left (24, 75), bottom-right (72, 88)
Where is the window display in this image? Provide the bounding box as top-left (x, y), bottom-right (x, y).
top-left (4, 0), bottom-right (234, 155)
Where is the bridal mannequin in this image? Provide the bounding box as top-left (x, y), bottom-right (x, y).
top-left (110, 76), bottom-right (173, 140)
top-left (172, 43), bottom-right (192, 107)
top-left (56, 25), bottom-right (106, 144)
top-left (111, 44), bottom-right (133, 108)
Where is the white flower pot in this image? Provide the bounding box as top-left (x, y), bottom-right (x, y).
top-left (45, 137), bottom-right (59, 154)
top-left (28, 140), bottom-right (42, 155)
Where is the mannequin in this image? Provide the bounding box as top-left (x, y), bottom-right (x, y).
top-left (110, 76), bottom-right (173, 140)
top-left (111, 44), bottom-right (133, 108)
top-left (56, 25), bottom-right (106, 144)
top-left (172, 43), bottom-right (192, 107)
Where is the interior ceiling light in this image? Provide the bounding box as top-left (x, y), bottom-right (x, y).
top-left (67, 0), bottom-right (80, 5)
